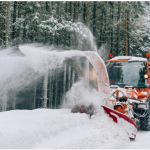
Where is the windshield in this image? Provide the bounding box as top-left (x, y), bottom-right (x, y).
top-left (105, 61), bottom-right (147, 88)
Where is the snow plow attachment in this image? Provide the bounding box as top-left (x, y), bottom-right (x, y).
top-left (71, 51), bottom-right (138, 140)
top-left (85, 52), bottom-right (138, 139)
top-left (102, 105), bottom-right (137, 139)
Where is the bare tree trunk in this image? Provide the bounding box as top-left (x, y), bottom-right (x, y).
top-left (82, 2), bottom-right (90, 50)
top-left (117, 2), bottom-right (121, 55)
top-left (93, 1), bottom-right (97, 44)
top-left (55, 75), bottom-right (57, 108)
top-left (71, 67), bottom-right (75, 85)
top-left (100, 12), bottom-right (103, 46)
top-left (1, 2), bottom-right (6, 47)
top-left (45, 2), bottom-right (50, 44)
top-left (12, 2), bottom-right (17, 41)
top-left (65, 2), bottom-right (68, 13)
top-left (12, 91), bottom-right (16, 110)
top-left (63, 62), bottom-right (66, 107)
top-left (2, 88), bottom-right (7, 111)
top-left (42, 72), bottom-right (48, 108)
top-left (127, 9), bottom-right (130, 56)
top-left (103, 11), bottom-right (106, 44)
top-left (37, 2), bottom-right (41, 43)
top-left (0, 96), bottom-right (2, 112)
top-left (68, 61), bottom-right (71, 90)
top-left (73, 2), bottom-right (78, 49)
top-left (86, 2), bottom-right (90, 28)
top-left (48, 75), bottom-right (53, 108)
top-left (64, 2), bottom-right (68, 48)
top-left (85, 60), bottom-right (89, 90)
top-left (71, 63), bottom-right (75, 106)
top-left (70, 2), bottom-right (73, 17)
top-left (6, 1), bottom-right (10, 48)
top-left (74, 2), bottom-right (78, 22)
top-left (50, 80), bottom-right (53, 108)
top-left (0, 2), bottom-right (2, 45)
top-left (125, 13), bottom-right (128, 56)
top-left (70, 2), bottom-right (73, 48)
top-left (16, 2), bottom-right (21, 49)
top-left (23, 16), bottom-right (26, 43)
top-left (83, 2), bottom-right (86, 24)
top-left (55, 2), bottom-right (60, 46)
top-left (110, 2), bottom-right (113, 53)
top-left (50, 2), bottom-right (54, 45)
top-left (32, 81), bottom-right (37, 109)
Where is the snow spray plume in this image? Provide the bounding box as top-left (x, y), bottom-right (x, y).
top-left (98, 44), bottom-right (109, 61)
top-left (64, 79), bottom-right (106, 115)
top-left (0, 43), bottom-right (93, 110)
top-left (75, 23), bottom-right (97, 52)
top-left (0, 23), bottom-right (98, 110)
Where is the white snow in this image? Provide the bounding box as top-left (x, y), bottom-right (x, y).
top-left (0, 44), bottom-right (150, 149)
top-left (111, 56), bottom-right (147, 61)
top-left (0, 108), bottom-right (130, 149)
top-left (110, 112), bottom-right (137, 138)
top-left (141, 91), bottom-right (148, 95)
top-left (1, 107), bottom-right (150, 149)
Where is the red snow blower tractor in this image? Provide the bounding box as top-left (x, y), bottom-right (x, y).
top-left (71, 51), bottom-right (150, 140)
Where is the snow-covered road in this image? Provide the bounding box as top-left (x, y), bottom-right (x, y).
top-left (0, 108), bottom-right (150, 149)
top-left (112, 131), bottom-right (150, 149)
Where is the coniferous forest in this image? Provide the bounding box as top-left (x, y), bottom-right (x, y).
top-left (1, 1), bottom-right (150, 111)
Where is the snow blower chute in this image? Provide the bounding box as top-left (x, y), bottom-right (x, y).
top-left (71, 51), bottom-right (138, 140)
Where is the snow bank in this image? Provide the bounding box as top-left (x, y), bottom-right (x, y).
top-left (0, 44), bottom-right (134, 148)
top-left (0, 108), bottom-right (129, 149)
top-left (0, 109), bottom-right (90, 149)
top-left (60, 113), bottom-right (129, 149)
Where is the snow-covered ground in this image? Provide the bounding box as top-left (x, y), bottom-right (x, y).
top-left (1, 107), bottom-right (148, 149)
top-left (0, 45), bottom-right (150, 149)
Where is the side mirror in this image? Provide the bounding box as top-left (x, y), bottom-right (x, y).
top-left (145, 79), bottom-right (149, 87)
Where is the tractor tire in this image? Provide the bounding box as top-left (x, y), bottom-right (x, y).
top-left (140, 97), bottom-right (150, 131)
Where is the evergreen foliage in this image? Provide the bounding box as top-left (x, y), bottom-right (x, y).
top-left (0, 1), bottom-right (150, 56)
top-left (0, 1), bottom-right (150, 111)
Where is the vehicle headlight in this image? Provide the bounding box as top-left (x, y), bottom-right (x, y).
top-left (137, 103), bottom-right (147, 109)
top-left (144, 74), bottom-right (149, 79)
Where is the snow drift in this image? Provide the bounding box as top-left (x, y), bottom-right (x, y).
top-left (0, 44), bottom-right (138, 148)
top-left (0, 108), bottom-right (129, 149)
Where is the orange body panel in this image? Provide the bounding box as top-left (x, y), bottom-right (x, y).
top-left (114, 105), bottom-right (128, 114)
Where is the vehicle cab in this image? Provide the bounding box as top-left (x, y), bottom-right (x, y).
top-left (105, 55), bottom-right (150, 101)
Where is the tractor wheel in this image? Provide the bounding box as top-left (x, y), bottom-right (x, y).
top-left (140, 97), bottom-right (150, 131)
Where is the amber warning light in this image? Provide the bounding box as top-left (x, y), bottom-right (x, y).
top-left (109, 53), bottom-right (113, 58)
top-left (146, 53), bottom-right (150, 57)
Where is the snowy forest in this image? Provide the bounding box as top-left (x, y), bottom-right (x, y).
top-left (1, 1), bottom-right (150, 112)
top-left (1, 1), bottom-right (150, 55)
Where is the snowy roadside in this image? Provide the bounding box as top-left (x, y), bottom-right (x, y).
top-left (0, 109), bottom-right (89, 149)
top-left (0, 108), bottom-right (130, 149)
top-left (60, 113), bottom-right (129, 149)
